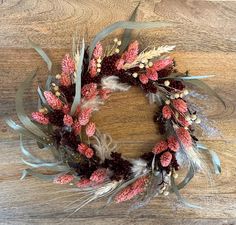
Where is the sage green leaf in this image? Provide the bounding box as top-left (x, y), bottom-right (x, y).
top-left (89, 21), bottom-right (172, 60)
top-left (45, 75), bottom-right (53, 90)
top-left (5, 118), bottom-right (46, 144)
top-left (119, 2), bottom-right (140, 53)
top-left (197, 143), bottom-right (221, 174)
top-left (159, 75), bottom-right (215, 80)
top-left (21, 169), bottom-right (69, 181)
top-left (171, 176), bottom-right (202, 209)
top-left (70, 39), bottom-right (85, 115)
top-left (16, 71), bottom-right (48, 139)
top-left (176, 164), bottom-right (195, 190)
top-left (29, 39), bottom-right (52, 71)
top-left (185, 79), bottom-right (226, 109)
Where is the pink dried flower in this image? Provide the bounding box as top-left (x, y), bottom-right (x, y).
top-left (162, 105), bottom-right (172, 119)
top-left (77, 143), bottom-right (88, 155)
top-left (172, 99), bottom-right (188, 113)
top-left (86, 122), bottom-right (96, 137)
top-left (62, 104), bottom-right (71, 114)
top-left (153, 59), bottom-right (173, 71)
top-left (44, 91), bottom-right (63, 110)
top-left (59, 73), bottom-right (71, 87)
top-left (62, 54), bottom-right (75, 75)
top-left (63, 114), bottom-right (73, 126)
top-left (85, 147), bottom-right (94, 158)
top-left (178, 115), bottom-right (190, 127)
top-left (115, 176), bottom-right (148, 203)
top-left (167, 136), bottom-right (180, 152)
top-left (31, 112), bottom-right (49, 125)
top-left (122, 40), bottom-right (139, 63)
top-left (152, 140), bottom-right (168, 154)
top-left (89, 59), bottom-right (97, 78)
top-left (53, 174), bottom-right (74, 184)
top-left (160, 151), bottom-right (172, 167)
top-left (81, 83), bottom-right (98, 100)
top-left (99, 89), bottom-right (111, 100)
top-left (90, 168), bottom-right (107, 184)
top-left (78, 108), bottom-right (93, 126)
top-left (115, 58), bottom-right (125, 70)
top-left (73, 121), bottom-right (81, 136)
top-left (176, 127), bottom-right (192, 148)
top-left (139, 74), bottom-right (149, 84)
top-left (146, 68), bottom-right (158, 81)
top-left (76, 178), bottom-right (93, 188)
top-left (93, 42), bottom-right (103, 59)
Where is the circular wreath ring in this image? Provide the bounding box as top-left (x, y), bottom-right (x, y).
top-left (7, 19), bottom-right (222, 212)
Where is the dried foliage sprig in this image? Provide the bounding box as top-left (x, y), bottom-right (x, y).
top-left (6, 4), bottom-right (224, 217)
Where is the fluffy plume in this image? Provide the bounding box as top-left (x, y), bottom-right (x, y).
top-left (131, 159), bottom-right (148, 176)
top-left (93, 130), bottom-right (117, 162)
top-left (81, 96), bottom-right (104, 111)
top-left (123, 45), bottom-right (175, 69)
top-left (53, 174), bottom-right (74, 184)
top-left (101, 76), bottom-right (130, 92)
top-left (31, 112), bottom-right (49, 125)
top-left (44, 91), bottom-right (63, 110)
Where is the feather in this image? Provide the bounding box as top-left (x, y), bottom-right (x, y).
top-left (101, 76), bottom-right (131, 92)
top-left (131, 159), bottom-right (148, 176)
top-left (81, 96), bottom-right (104, 111)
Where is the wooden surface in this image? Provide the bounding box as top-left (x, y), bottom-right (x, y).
top-left (0, 0), bottom-right (236, 224)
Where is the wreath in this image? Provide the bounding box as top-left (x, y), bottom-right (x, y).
top-left (6, 6), bottom-right (223, 215)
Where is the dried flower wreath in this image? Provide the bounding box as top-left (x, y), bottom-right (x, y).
top-left (6, 6), bottom-right (223, 215)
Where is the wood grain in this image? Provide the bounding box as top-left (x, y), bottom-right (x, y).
top-left (0, 0), bottom-right (236, 224)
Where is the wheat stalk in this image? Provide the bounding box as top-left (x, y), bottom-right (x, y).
top-left (123, 45), bottom-right (175, 70)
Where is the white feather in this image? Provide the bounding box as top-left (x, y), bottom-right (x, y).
top-left (101, 76), bottom-right (131, 92)
top-left (81, 96), bottom-right (104, 111)
top-left (131, 159), bottom-right (148, 176)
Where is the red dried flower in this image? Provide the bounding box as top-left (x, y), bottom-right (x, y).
top-left (115, 176), bottom-right (148, 203)
top-left (176, 127), bottom-right (192, 149)
top-left (81, 83), bottom-right (98, 100)
top-left (139, 74), bottom-right (149, 84)
top-left (162, 105), bottom-right (172, 119)
top-left (78, 108), bottom-right (93, 126)
top-left (76, 178), bottom-right (93, 188)
top-left (73, 121), bottom-right (81, 136)
top-left (146, 68), bottom-right (158, 81)
top-left (160, 151), bottom-right (172, 167)
top-left (90, 168), bottom-right (107, 184)
top-left (99, 89), bottom-right (111, 100)
top-left (86, 122), bottom-right (96, 137)
top-left (53, 174), bottom-right (74, 184)
top-left (153, 59), bottom-right (173, 71)
top-left (89, 59), bottom-right (97, 78)
top-left (115, 58), bottom-right (125, 70)
top-left (172, 99), bottom-right (187, 113)
top-left (93, 42), bottom-right (103, 59)
top-left (62, 54), bottom-right (75, 75)
top-left (44, 91), bottom-right (63, 110)
top-left (31, 112), bottom-right (49, 125)
top-left (167, 136), bottom-right (180, 152)
top-left (122, 40), bottom-right (139, 63)
top-left (63, 114), bottom-right (73, 126)
top-left (60, 73), bottom-right (71, 87)
top-left (85, 147), bottom-right (94, 158)
top-left (178, 115), bottom-right (190, 127)
top-left (152, 140), bottom-right (168, 154)
top-left (62, 104), bottom-right (71, 114)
